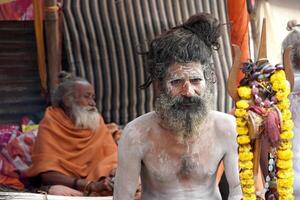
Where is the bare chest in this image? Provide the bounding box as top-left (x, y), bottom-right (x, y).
top-left (142, 139), bottom-right (223, 184)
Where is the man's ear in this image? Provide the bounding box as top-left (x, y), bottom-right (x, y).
top-left (153, 80), bottom-right (164, 98)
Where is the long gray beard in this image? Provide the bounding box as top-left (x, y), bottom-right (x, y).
top-left (70, 104), bottom-right (100, 132)
top-left (155, 93), bottom-right (211, 140)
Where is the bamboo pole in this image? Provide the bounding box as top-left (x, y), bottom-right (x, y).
top-left (44, 0), bottom-right (61, 96)
top-left (253, 138), bottom-right (261, 179)
top-left (33, 0), bottom-right (47, 95)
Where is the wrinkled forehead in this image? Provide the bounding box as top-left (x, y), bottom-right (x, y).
top-left (74, 81), bottom-right (94, 95)
top-left (165, 62), bottom-right (204, 80)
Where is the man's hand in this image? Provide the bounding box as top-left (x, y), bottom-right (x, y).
top-left (48, 185), bottom-right (83, 196)
top-left (87, 177), bottom-right (114, 196)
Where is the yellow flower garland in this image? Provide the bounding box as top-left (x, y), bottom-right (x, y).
top-left (235, 69), bottom-right (294, 200)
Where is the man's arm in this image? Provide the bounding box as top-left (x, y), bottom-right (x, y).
top-left (40, 171), bottom-right (113, 195)
top-left (223, 118), bottom-right (243, 200)
top-left (40, 171), bottom-right (83, 189)
top-left (113, 125), bottom-right (142, 200)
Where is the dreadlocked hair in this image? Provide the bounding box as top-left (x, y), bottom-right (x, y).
top-left (140, 13), bottom-right (222, 89)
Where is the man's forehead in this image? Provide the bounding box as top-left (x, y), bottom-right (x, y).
top-left (166, 62), bottom-right (204, 78)
top-left (74, 81), bottom-right (94, 93)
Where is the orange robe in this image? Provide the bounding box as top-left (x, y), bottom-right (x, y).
top-left (26, 107), bottom-right (117, 181)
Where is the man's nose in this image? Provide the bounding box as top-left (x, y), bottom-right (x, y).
top-left (89, 98), bottom-right (96, 107)
top-left (181, 81), bottom-right (195, 97)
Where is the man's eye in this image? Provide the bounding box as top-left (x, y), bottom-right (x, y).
top-left (170, 79), bottom-right (184, 86)
top-left (190, 78), bottom-right (202, 84)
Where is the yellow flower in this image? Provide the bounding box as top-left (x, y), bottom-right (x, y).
top-left (277, 193), bottom-right (294, 200)
top-left (243, 194), bottom-right (257, 200)
top-left (240, 169), bottom-right (253, 179)
top-left (238, 86), bottom-right (252, 99)
top-left (277, 159), bottom-right (293, 169)
top-left (280, 130), bottom-right (294, 140)
top-left (235, 109), bottom-right (247, 117)
top-left (239, 161), bottom-right (253, 169)
top-left (272, 80), bottom-right (283, 91)
top-left (279, 141), bottom-right (293, 150)
top-left (282, 120), bottom-right (294, 131)
top-left (240, 178), bottom-right (255, 186)
top-left (277, 149), bottom-right (293, 160)
top-left (282, 110), bottom-right (292, 121)
top-left (277, 187), bottom-right (294, 196)
top-left (270, 70), bottom-right (286, 83)
top-left (236, 100), bottom-right (250, 109)
top-left (236, 117), bottom-right (247, 126)
top-left (277, 177), bottom-right (294, 188)
top-left (239, 144), bottom-right (252, 152)
top-left (277, 98), bottom-right (290, 110)
top-left (277, 169), bottom-right (294, 179)
top-left (276, 90), bottom-right (290, 101)
top-left (242, 185), bottom-right (256, 194)
top-left (237, 126), bottom-right (249, 135)
top-left (239, 151), bottom-right (254, 161)
top-left (273, 79), bottom-right (290, 92)
top-left (237, 135), bottom-right (251, 145)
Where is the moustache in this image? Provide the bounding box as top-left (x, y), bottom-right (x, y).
top-left (170, 96), bottom-right (203, 110)
top-left (83, 106), bottom-right (98, 112)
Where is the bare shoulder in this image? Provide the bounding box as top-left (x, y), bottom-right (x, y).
top-left (120, 111), bottom-right (157, 145)
top-left (208, 110), bottom-right (236, 137)
top-left (124, 111), bottom-right (156, 134)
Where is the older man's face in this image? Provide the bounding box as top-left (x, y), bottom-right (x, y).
top-left (155, 62), bottom-right (211, 140)
top-left (68, 82), bottom-right (100, 131)
top-left (73, 81), bottom-right (97, 109)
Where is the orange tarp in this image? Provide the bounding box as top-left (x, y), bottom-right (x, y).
top-left (228, 0), bottom-right (250, 81)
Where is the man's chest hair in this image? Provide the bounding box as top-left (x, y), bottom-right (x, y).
top-left (142, 142), bottom-right (223, 182)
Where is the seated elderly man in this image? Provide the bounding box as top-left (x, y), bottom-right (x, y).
top-left (114, 13), bottom-right (242, 200)
top-left (26, 72), bottom-right (118, 196)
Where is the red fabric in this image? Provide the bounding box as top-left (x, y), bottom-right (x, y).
top-left (0, 125), bottom-right (37, 189)
top-left (0, 0), bottom-right (32, 20)
top-left (228, 0), bottom-right (250, 81)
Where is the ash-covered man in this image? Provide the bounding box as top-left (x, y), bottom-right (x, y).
top-left (27, 72), bottom-right (119, 196)
top-left (113, 13), bottom-right (242, 200)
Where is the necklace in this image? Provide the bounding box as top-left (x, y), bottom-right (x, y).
top-left (235, 60), bottom-right (294, 200)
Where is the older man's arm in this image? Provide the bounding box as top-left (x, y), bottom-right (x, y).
top-left (40, 171), bottom-right (113, 195)
top-left (113, 126), bottom-right (142, 200)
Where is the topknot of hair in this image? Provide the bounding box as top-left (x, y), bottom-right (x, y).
top-left (182, 13), bottom-right (221, 50)
top-left (58, 71), bottom-right (74, 83)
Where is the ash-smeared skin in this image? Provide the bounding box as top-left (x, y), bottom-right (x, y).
top-left (114, 111), bottom-right (242, 200)
top-left (113, 62), bottom-right (242, 200)
top-left (164, 62), bottom-right (206, 96)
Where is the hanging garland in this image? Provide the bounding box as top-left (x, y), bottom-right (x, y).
top-left (234, 60), bottom-right (294, 200)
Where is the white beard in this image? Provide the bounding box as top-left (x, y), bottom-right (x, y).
top-left (70, 104), bottom-right (100, 132)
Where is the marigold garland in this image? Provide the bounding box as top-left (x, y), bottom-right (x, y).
top-left (235, 65), bottom-right (294, 200)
